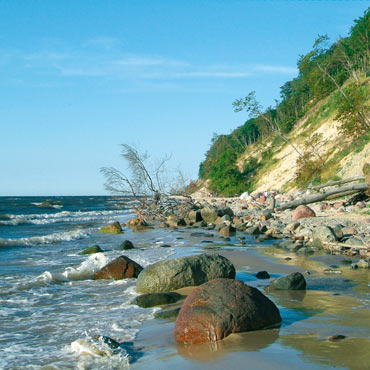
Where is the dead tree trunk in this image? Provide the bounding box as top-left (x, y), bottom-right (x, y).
top-left (277, 182), bottom-right (369, 211)
top-left (308, 176), bottom-right (365, 191)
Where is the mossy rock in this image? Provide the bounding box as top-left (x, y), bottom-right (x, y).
top-left (100, 221), bottom-right (122, 234)
top-left (136, 254), bottom-right (236, 293)
top-left (80, 245), bottom-right (104, 255)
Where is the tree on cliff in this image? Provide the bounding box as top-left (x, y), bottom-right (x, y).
top-left (233, 91), bottom-right (306, 160)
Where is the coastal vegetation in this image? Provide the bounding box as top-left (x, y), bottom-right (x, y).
top-left (199, 8), bottom-right (370, 196)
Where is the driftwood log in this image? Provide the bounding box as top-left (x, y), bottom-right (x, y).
top-left (277, 182), bottom-right (370, 211)
top-left (308, 176), bottom-right (365, 191)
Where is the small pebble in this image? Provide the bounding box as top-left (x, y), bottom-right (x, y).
top-left (329, 335), bottom-right (346, 341)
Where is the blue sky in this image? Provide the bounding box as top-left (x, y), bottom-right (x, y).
top-left (1, 0), bottom-right (368, 195)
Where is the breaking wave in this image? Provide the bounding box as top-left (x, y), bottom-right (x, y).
top-left (0, 228), bottom-right (92, 247)
top-left (0, 209), bottom-right (131, 226)
top-left (37, 253), bottom-right (108, 283)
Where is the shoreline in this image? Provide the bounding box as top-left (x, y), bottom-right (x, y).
top-left (129, 233), bottom-right (370, 370)
top-left (1, 194), bottom-right (369, 369)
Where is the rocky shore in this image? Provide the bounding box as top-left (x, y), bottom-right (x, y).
top-left (88, 188), bottom-right (369, 356)
top-left (178, 190), bottom-right (370, 264)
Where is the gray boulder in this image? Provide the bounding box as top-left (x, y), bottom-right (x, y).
top-left (218, 206), bottom-right (234, 218)
top-left (268, 272), bottom-right (306, 290)
top-left (312, 226), bottom-right (337, 244)
top-left (120, 240), bottom-right (135, 250)
top-left (256, 271), bottom-right (270, 279)
top-left (188, 210), bottom-right (203, 223)
top-left (200, 206), bottom-right (218, 224)
top-left (218, 224), bottom-right (236, 237)
top-left (245, 226), bottom-right (260, 235)
top-left (331, 224), bottom-right (344, 240)
top-left (215, 215), bottom-right (232, 224)
top-left (136, 254), bottom-right (236, 293)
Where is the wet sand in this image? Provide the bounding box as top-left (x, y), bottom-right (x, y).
top-left (131, 237), bottom-right (370, 370)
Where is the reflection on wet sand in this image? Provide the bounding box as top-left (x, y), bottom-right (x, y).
top-left (280, 335), bottom-right (370, 370)
top-left (176, 328), bottom-right (280, 362)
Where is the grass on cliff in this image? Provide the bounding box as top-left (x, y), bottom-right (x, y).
top-left (320, 132), bottom-right (370, 181)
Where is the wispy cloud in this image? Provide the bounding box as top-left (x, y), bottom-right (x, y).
top-left (111, 56), bottom-right (188, 67)
top-left (1, 38), bottom-right (298, 92)
top-left (254, 64), bottom-right (298, 74)
top-left (83, 37), bottom-right (121, 51)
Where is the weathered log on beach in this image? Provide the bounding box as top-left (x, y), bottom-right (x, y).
top-left (308, 176), bottom-right (365, 191)
top-left (277, 183), bottom-right (370, 211)
top-left (320, 241), bottom-right (370, 252)
top-left (326, 190), bottom-right (360, 200)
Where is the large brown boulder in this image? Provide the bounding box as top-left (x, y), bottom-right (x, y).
top-left (292, 205), bottom-right (316, 221)
top-left (174, 278), bottom-right (281, 344)
top-left (93, 256), bottom-right (143, 280)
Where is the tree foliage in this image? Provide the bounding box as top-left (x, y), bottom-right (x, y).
top-left (199, 8), bottom-right (370, 195)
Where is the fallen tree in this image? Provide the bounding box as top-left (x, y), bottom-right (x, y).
top-left (277, 182), bottom-right (369, 211)
top-left (101, 144), bottom-right (194, 222)
top-left (308, 176), bottom-right (365, 191)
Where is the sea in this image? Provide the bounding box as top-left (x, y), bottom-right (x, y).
top-left (0, 196), bottom-right (181, 369)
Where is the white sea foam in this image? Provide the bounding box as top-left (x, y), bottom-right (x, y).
top-left (0, 228), bottom-right (92, 247)
top-left (52, 253), bottom-right (108, 282)
top-left (70, 337), bottom-right (130, 369)
top-left (8, 254), bottom-right (109, 292)
top-left (1, 209), bottom-right (132, 226)
top-left (36, 253), bottom-right (108, 284)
